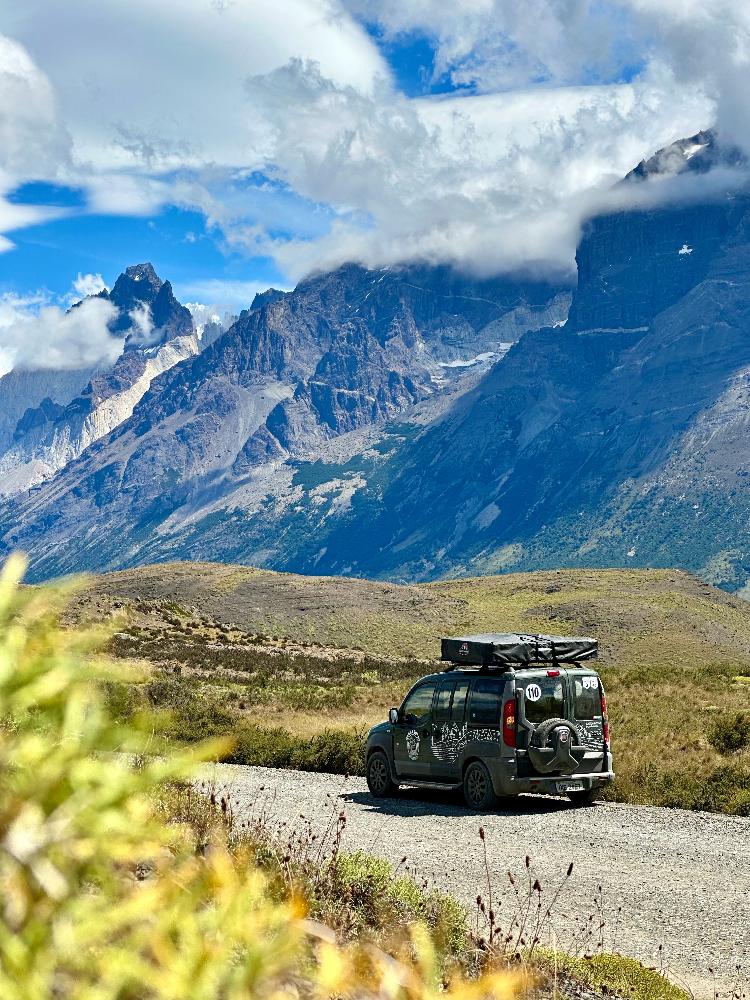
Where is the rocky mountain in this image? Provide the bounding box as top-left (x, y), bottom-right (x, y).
top-left (0, 263), bottom-right (569, 579)
top-left (6, 132), bottom-right (750, 592)
top-left (0, 264), bottom-right (199, 496)
top-left (0, 366), bottom-right (97, 456)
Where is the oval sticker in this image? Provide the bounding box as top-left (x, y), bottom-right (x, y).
top-left (526, 683), bottom-right (542, 702)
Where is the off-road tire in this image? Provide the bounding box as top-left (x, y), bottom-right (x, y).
top-left (463, 761), bottom-right (498, 811)
top-left (366, 751), bottom-right (398, 798)
top-left (529, 717), bottom-right (578, 748)
top-left (567, 787), bottom-right (600, 807)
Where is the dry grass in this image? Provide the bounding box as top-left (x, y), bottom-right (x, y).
top-left (76, 561), bottom-right (750, 813)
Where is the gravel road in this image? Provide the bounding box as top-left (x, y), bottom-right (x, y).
top-left (208, 764), bottom-right (749, 998)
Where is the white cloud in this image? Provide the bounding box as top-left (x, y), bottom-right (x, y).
top-left (126, 303), bottom-right (155, 346)
top-left (0, 293), bottom-right (121, 371)
top-left (242, 60), bottom-right (711, 278)
top-left (185, 302), bottom-right (238, 339)
top-left (4, 0), bottom-right (389, 177)
top-left (622, 0), bottom-right (750, 150)
top-left (0, 34), bottom-right (72, 248)
top-left (346, 0), bottom-right (631, 91)
top-left (72, 272), bottom-right (107, 298)
top-left (2, 0), bottom-right (749, 287)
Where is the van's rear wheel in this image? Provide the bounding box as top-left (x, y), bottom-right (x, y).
top-left (463, 761), bottom-right (498, 811)
top-left (367, 752), bottom-right (398, 797)
top-left (567, 787), bottom-right (600, 807)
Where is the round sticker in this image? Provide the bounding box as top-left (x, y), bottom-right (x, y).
top-left (526, 683), bottom-right (542, 702)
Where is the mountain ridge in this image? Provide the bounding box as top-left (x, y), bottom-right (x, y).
top-left (4, 133), bottom-right (750, 590)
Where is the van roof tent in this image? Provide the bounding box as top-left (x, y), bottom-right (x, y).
top-left (440, 632), bottom-right (598, 669)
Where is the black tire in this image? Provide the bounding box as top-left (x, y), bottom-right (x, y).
top-left (366, 752), bottom-right (398, 798)
top-left (567, 787), bottom-right (600, 807)
top-left (463, 761), bottom-right (498, 811)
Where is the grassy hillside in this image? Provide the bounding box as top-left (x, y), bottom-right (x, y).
top-left (68, 561), bottom-right (750, 813)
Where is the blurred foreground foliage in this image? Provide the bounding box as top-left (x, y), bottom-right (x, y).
top-left (0, 554), bottom-right (517, 1000)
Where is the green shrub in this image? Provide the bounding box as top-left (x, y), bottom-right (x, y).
top-left (620, 762), bottom-right (750, 815)
top-left (559, 954), bottom-right (690, 1000)
top-left (146, 676), bottom-right (235, 740)
top-left (709, 712), bottom-right (750, 753)
top-left (0, 552), bottom-right (516, 1000)
top-left (228, 723), bottom-right (366, 774)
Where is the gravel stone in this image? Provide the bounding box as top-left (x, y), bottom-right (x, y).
top-left (209, 764), bottom-right (750, 999)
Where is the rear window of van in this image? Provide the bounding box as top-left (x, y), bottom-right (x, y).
top-left (521, 676), bottom-right (564, 724)
top-left (573, 675), bottom-right (602, 720)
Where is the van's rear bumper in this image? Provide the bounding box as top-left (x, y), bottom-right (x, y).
top-left (489, 751), bottom-right (614, 796)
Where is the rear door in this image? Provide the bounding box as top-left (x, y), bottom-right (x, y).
top-left (516, 669), bottom-right (606, 777)
top-left (568, 672), bottom-right (607, 773)
top-left (515, 670), bottom-right (567, 777)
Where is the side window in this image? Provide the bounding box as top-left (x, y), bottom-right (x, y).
top-left (401, 682), bottom-right (437, 724)
top-left (469, 678), bottom-right (503, 725)
top-left (573, 676), bottom-right (601, 720)
top-left (451, 680), bottom-right (470, 723)
top-left (434, 683), bottom-right (454, 722)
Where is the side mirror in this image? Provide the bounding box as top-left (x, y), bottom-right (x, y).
top-left (389, 708), bottom-right (399, 725)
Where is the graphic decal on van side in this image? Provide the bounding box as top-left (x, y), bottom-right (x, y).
top-left (406, 730), bottom-right (420, 760)
top-left (430, 724), bottom-right (499, 762)
top-left (574, 720), bottom-right (603, 749)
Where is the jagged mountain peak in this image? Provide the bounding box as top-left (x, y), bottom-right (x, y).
top-left (250, 288), bottom-right (287, 312)
top-left (121, 261), bottom-right (162, 289)
top-left (625, 129), bottom-right (746, 184)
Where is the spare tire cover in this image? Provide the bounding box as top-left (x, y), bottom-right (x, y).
top-left (527, 718), bottom-right (579, 774)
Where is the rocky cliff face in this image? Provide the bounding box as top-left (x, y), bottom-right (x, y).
top-left (0, 262), bottom-right (569, 579)
top-left (8, 133), bottom-right (750, 591)
top-left (0, 264), bottom-right (199, 497)
top-left (0, 366), bottom-right (97, 455)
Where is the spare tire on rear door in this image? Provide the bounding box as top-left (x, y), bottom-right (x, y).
top-left (527, 718), bottom-right (579, 774)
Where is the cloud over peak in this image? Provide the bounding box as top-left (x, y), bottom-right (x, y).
top-left (2, 0), bottom-right (750, 287)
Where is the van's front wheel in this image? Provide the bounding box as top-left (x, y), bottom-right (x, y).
top-left (463, 761), bottom-right (498, 810)
top-left (366, 751), bottom-right (398, 797)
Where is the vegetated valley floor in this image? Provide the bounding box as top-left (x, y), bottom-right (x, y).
top-left (68, 560), bottom-right (750, 813)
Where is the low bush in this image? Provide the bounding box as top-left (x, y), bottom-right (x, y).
top-left (709, 711), bottom-right (750, 754)
top-left (145, 675), bottom-right (235, 739)
top-left (228, 723), bottom-right (366, 775)
top-left (553, 954), bottom-right (690, 1000)
top-left (607, 761), bottom-right (750, 816)
top-left (0, 553), bottom-right (517, 1000)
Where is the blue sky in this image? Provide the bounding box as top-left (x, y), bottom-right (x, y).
top-left (0, 19), bottom-right (453, 306)
top-left (0, 0), bottom-right (731, 319)
top-left (2, 180), bottom-right (324, 306)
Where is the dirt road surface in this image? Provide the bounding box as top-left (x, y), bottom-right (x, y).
top-left (209, 764), bottom-right (750, 999)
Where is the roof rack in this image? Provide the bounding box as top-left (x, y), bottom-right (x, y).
top-left (440, 632), bottom-right (597, 669)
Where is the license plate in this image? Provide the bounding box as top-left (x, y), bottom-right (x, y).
top-left (556, 781), bottom-right (584, 793)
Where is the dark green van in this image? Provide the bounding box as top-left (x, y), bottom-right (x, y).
top-left (365, 632), bottom-right (614, 809)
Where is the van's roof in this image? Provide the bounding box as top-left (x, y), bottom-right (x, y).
top-left (414, 664), bottom-right (601, 686)
top-left (441, 632), bottom-right (597, 667)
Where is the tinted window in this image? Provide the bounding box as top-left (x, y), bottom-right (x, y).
top-left (435, 683), bottom-right (453, 722)
top-left (402, 683), bottom-right (437, 723)
top-left (469, 678), bottom-right (503, 725)
top-left (573, 676), bottom-right (601, 720)
top-left (522, 677), bottom-right (564, 724)
top-left (451, 680), bottom-right (470, 722)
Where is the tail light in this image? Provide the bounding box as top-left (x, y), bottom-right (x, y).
top-left (502, 698), bottom-right (516, 747)
top-left (601, 690), bottom-right (610, 747)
